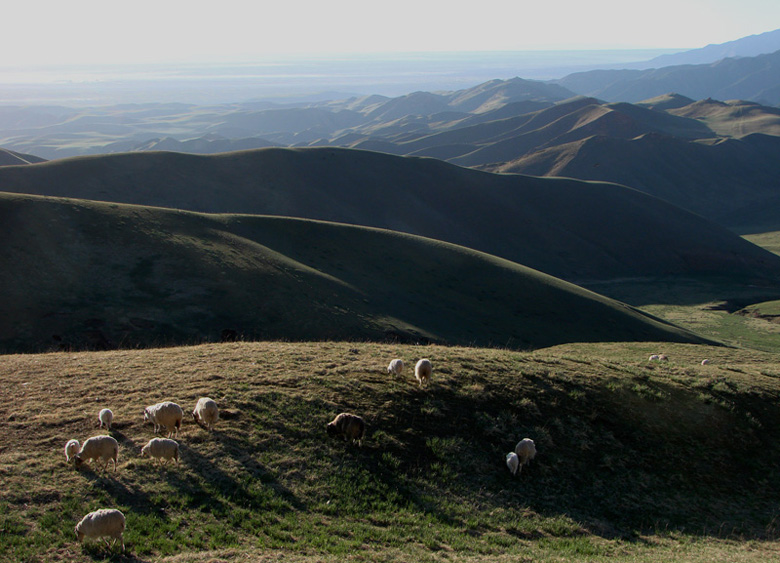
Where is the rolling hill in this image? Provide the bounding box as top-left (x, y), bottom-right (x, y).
top-left (0, 191), bottom-right (711, 353)
top-left (0, 147), bottom-right (778, 287)
top-left (490, 130), bottom-right (780, 232)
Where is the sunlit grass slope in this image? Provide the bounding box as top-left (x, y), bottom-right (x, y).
top-left (1, 341), bottom-right (779, 562)
top-left (0, 192), bottom-right (709, 353)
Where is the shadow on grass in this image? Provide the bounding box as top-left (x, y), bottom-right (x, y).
top-left (341, 371), bottom-right (780, 542)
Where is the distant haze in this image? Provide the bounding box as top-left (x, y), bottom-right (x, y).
top-left (0, 50), bottom-right (676, 105)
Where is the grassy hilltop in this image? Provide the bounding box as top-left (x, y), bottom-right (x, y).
top-left (2, 341), bottom-right (780, 562)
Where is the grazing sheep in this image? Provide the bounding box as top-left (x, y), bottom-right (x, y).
top-left (415, 358), bottom-right (433, 387)
top-left (64, 439), bottom-right (80, 464)
top-left (144, 401), bottom-right (183, 438)
top-left (514, 438), bottom-right (537, 474)
top-left (98, 408), bottom-right (113, 430)
top-left (75, 435), bottom-right (119, 472)
top-left (192, 397), bottom-right (219, 430)
top-left (327, 413), bottom-right (365, 445)
top-left (75, 508), bottom-right (125, 552)
top-left (141, 437), bottom-right (180, 467)
top-left (701, 359), bottom-right (710, 365)
top-left (506, 452), bottom-right (520, 476)
top-left (387, 358), bottom-right (404, 376)
top-left (648, 354), bottom-right (660, 361)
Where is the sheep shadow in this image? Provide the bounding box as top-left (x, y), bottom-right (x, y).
top-left (81, 543), bottom-right (153, 563)
top-left (349, 371), bottom-right (780, 542)
top-left (165, 428), bottom-right (303, 514)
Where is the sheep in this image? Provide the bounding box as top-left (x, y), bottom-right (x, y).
top-left (701, 359), bottom-right (710, 365)
top-left (659, 354), bottom-right (669, 361)
top-left (141, 437), bottom-right (180, 467)
top-left (75, 508), bottom-right (125, 552)
top-left (514, 438), bottom-right (537, 474)
top-left (144, 401), bottom-right (183, 438)
top-left (387, 358), bottom-right (404, 376)
top-left (415, 358), bottom-right (433, 387)
top-left (98, 408), bottom-right (113, 430)
top-left (327, 413), bottom-right (365, 445)
top-left (648, 354), bottom-right (660, 361)
top-left (192, 397), bottom-right (219, 430)
top-left (74, 435), bottom-right (119, 472)
top-left (506, 452), bottom-right (520, 476)
top-left (64, 439), bottom-right (80, 464)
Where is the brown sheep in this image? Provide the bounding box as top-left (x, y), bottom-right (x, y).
top-left (327, 413), bottom-right (365, 445)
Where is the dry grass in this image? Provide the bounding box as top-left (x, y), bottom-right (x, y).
top-left (2, 340), bottom-right (780, 562)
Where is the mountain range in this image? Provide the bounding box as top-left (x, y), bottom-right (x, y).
top-left (556, 49), bottom-right (780, 105)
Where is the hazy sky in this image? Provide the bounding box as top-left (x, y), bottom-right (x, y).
top-left (4, 0), bottom-right (779, 65)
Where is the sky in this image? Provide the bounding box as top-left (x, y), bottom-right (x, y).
top-left (2, 0), bottom-right (779, 66)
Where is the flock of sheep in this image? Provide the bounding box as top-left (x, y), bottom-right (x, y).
top-left (64, 356), bottom-right (537, 553)
top-left (64, 397), bottom-right (219, 551)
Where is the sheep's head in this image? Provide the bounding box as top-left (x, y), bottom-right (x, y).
top-left (326, 422), bottom-right (339, 437)
top-left (141, 445), bottom-right (150, 458)
top-left (75, 527), bottom-right (84, 542)
top-left (74, 455), bottom-right (86, 468)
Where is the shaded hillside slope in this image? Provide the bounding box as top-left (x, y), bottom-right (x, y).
top-left (0, 147), bottom-right (45, 166)
top-left (491, 132), bottom-right (780, 231)
top-left (556, 50), bottom-right (780, 105)
top-left (1, 148), bottom-right (779, 285)
top-left (0, 192), bottom-right (710, 353)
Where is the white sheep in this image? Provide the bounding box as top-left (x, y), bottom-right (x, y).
top-left (415, 358), bottom-right (433, 387)
top-left (701, 359), bottom-right (710, 365)
top-left (506, 452), bottom-right (520, 476)
top-left (192, 397), bottom-right (219, 430)
top-left (648, 354), bottom-right (660, 361)
top-left (98, 408), bottom-right (113, 430)
top-left (387, 358), bottom-right (404, 376)
top-left (75, 508), bottom-right (125, 551)
top-left (514, 438), bottom-right (537, 474)
top-left (74, 435), bottom-right (119, 472)
top-left (144, 401), bottom-right (183, 438)
top-left (141, 437), bottom-right (180, 467)
top-left (64, 439), bottom-right (80, 464)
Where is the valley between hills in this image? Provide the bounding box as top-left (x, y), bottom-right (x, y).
top-left (2, 31), bottom-right (780, 563)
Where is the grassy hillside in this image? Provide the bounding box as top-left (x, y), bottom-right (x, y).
top-left (493, 132), bottom-right (780, 232)
top-left (2, 340), bottom-right (779, 562)
top-left (0, 191), bottom-right (711, 354)
top-left (1, 147), bottom-right (778, 287)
